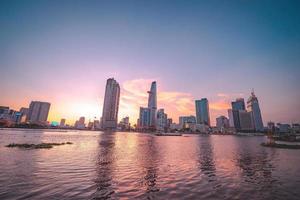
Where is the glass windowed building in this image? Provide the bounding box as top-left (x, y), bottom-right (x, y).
top-left (195, 98), bottom-right (210, 126)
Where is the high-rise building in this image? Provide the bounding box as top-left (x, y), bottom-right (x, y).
top-left (247, 91), bottom-right (264, 131)
top-left (147, 81), bottom-right (157, 128)
top-left (228, 109), bottom-right (235, 127)
top-left (195, 98), bottom-right (210, 126)
top-left (216, 116), bottom-right (229, 129)
top-left (101, 78), bottom-right (120, 129)
top-left (156, 109), bottom-right (168, 131)
top-left (139, 107), bottom-right (151, 129)
top-left (26, 101), bottom-right (50, 124)
top-left (238, 110), bottom-right (254, 131)
top-left (232, 98), bottom-right (246, 110)
top-left (231, 98), bottom-right (246, 130)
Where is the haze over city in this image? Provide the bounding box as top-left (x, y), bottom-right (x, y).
top-left (1, 0), bottom-right (299, 125)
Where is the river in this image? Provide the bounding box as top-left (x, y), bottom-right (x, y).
top-left (0, 129), bottom-right (299, 199)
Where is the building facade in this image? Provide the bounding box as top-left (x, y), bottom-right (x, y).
top-left (195, 98), bottom-right (210, 126)
top-left (228, 109), bottom-right (235, 127)
top-left (232, 98), bottom-right (245, 110)
top-left (101, 78), bottom-right (120, 129)
top-left (231, 98), bottom-right (246, 130)
top-left (156, 109), bottom-right (168, 131)
top-left (119, 116), bottom-right (130, 130)
top-left (238, 110), bottom-right (254, 131)
top-left (139, 107), bottom-right (151, 129)
top-left (216, 115), bottom-right (229, 129)
top-left (179, 115), bottom-right (196, 129)
top-left (148, 81), bottom-right (157, 128)
top-left (26, 101), bottom-right (50, 124)
top-left (247, 91), bottom-right (264, 132)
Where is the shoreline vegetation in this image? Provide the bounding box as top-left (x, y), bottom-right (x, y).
top-left (6, 142), bottom-right (73, 149)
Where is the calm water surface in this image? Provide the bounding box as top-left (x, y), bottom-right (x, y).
top-left (0, 129), bottom-right (300, 200)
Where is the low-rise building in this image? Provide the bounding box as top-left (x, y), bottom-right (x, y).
top-left (216, 116), bottom-right (229, 129)
top-left (170, 123), bottom-right (181, 130)
top-left (292, 124), bottom-right (300, 133)
top-left (277, 123), bottom-right (291, 133)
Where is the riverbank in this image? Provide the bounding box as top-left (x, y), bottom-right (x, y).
top-left (261, 142), bottom-right (300, 149)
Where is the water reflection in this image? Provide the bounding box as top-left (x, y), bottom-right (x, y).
top-left (93, 133), bottom-right (116, 199)
top-left (198, 136), bottom-right (216, 181)
top-left (137, 136), bottom-right (160, 199)
top-left (1, 130), bottom-right (300, 200)
top-left (234, 139), bottom-right (280, 199)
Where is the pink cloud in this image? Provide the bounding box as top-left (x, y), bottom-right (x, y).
top-left (119, 79), bottom-right (242, 125)
top-left (119, 79), bottom-right (194, 124)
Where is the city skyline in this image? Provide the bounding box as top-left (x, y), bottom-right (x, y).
top-left (1, 1), bottom-right (300, 199)
top-left (0, 78), bottom-right (299, 126)
top-left (1, 82), bottom-right (296, 127)
top-left (1, 1), bottom-right (300, 125)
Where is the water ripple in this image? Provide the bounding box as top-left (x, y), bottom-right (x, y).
top-left (0, 130), bottom-right (299, 199)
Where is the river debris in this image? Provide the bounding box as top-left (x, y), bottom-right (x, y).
top-left (261, 142), bottom-right (300, 149)
top-left (6, 142), bottom-right (73, 149)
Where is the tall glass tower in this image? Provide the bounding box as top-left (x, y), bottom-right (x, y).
top-left (247, 91), bottom-right (264, 131)
top-left (231, 98), bottom-right (246, 130)
top-left (101, 78), bottom-right (120, 129)
top-left (195, 98), bottom-right (210, 126)
top-left (147, 81), bottom-right (157, 128)
top-left (231, 98), bottom-right (245, 110)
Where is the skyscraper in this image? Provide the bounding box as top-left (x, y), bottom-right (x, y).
top-left (238, 110), bottom-right (254, 131)
top-left (101, 78), bottom-right (120, 129)
top-left (232, 98), bottom-right (245, 110)
top-left (195, 98), bottom-right (210, 126)
top-left (231, 98), bottom-right (246, 130)
top-left (156, 109), bottom-right (168, 131)
top-left (147, 81), bottom-right (157, 128)
top-left (247, 91), bottom-right (264, 131)
top-left (139, 107), bottom-right (151, 129)
top-left (26, 101), bottom-right (50, 124)
top-left (228, 109), bottom-right (235, 127)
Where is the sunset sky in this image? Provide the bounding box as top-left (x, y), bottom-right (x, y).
top-left (1, 0), bottom-right (299, 125)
